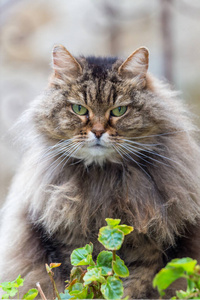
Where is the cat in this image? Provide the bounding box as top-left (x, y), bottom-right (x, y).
top-left (0, 45), bottom-right (200, 299)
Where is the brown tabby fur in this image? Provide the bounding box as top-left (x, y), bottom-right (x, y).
top-left (0, 45), bottom-right (200, 299)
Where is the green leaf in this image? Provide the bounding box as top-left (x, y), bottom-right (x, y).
top-left (8, 288), bottom-right (18, 297)
top-left (70, 287), bottom-right (88, 299)
top-left (176, 290), bottom-right (191, 299)
top-left (71, 283), bottom-right (83, 292)
top-left (113, 256), bottom-right (129, 278)
top-left (70, 267), bottom-right (84, 282)
top-left (98, 227), bottom-right (124, 250)
top-left (187, 279), bottom-right (195, 293)
top-left (70, 244), bottom-right (93, 266)
top-left (2, 293), bottom-right (10, 299)
top-left (86, 291), bottom-right (94, 299)
top-left (0, 283), bottom-right (18, 297)
top-left (101, 276), bottom-right (124, 300)
top-left (0, 282), bottom-right (14, 290)
top-left (15, 275), bottom-right (24, 288)
top-left (117, 225), bottom-right (134, 235)
top-left (45, 264), bottom-right (52, 274)
top-left (22, 288), bottom-right (38, 300)
top-left (153, 267), bottom-right (184, 296)
top-left (96, 251), bottom-right (113, 275)
top-left (168, 258), bottom-right (197, 274)
top-left (105, 219), bottom-right (121, 227)
top-left (83, 268), bottom-right (106, 285)
top-left (59, 289), bottom-right (74, 299)
top-left (85, 243), bottom-right (93, 254)
top-left (87, 254), bottom-right (95, 266)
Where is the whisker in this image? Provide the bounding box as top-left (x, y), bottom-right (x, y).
top-left (49, 142), bottom-right (82, 174)
top-left (117, 143), bottom-right (156, 167)
top-left (118, 143), bottom-right (172, 167)
top-left (61, 143), bottom-right (84, 170)
top-left (39, 140), bottom-right (77, 165)
top-left (121, 139), bottom-right (161, 148)
top-left (123, 129), bottom-right (195, 140)
top-left (37, 139), bottom-right (72, 163)
top-left (122, 142), bottom-right (178, 166)
top-left (111, 143), bottom-right (127, 162)
top-left (117, 145), bottom-right (154, 166)
top-left (116, 144), bottom-right (151, 179)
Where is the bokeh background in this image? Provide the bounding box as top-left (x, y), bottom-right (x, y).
top-left (1, 0), bottom-right (200, 206)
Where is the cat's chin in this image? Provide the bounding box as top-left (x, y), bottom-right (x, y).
top-left (73, 146), bottom-right (119, 166)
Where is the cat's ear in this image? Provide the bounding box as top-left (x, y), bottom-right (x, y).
top-left (52, 45), bottom-right (82, 81)
top-left (118, 47), bottom-right (149, 88)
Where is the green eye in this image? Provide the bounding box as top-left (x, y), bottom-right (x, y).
top-left (110, 106), bottom-right (127, 117)
top-left (72, 104), bottom-right (88, 116)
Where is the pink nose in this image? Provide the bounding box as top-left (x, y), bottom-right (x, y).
top-left (91, 123), bottom-right (105, 138)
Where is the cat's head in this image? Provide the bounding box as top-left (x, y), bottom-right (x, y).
top-left (33, 45), bottom-right (164, 166)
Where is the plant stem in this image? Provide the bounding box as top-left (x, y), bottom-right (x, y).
top-left (36, 282), bottom-right (47, 300)
top-left (47, 271), bottom-right (61, 300)
top-left (17, 287), bottom-right (19, 299)
top-left (111, 250), bottom-right (116, 275)
top-left (112, 250), bottom-right (116, 262)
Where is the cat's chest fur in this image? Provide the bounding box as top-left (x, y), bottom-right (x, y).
top-left (38, 162), bottom-right (131, 236)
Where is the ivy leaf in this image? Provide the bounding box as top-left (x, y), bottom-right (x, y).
top-left (105, 219), bottom-right (121, 227)
top-left (101, 276), bottom-right (124, 300)
top-left (117, 225), bottom-right (134, 236)
top-left (98, 227), bottom-right (124, 250)
top-left (113, 255), bottom-right (129, 278)
top-left (22, 288), bottom-right (38, 300)
top-left (83, 267), bottom-right (106, 285)
top-left (71, 244), bottom-right (94, 266)
top-left (96, 251), bottom-right (113, 275)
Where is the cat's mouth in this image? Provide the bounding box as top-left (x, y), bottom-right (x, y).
top-left (90, 143), bottom-right (105, 148)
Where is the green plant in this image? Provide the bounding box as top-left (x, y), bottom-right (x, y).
top-left (0, 275), bottom-right (38, 300)
top-left (153, 257), bottom-right (200, 299)
top-left (1, 220), bottom-right (200, 300)
top-left (46, 218), bottom-right (133, 300)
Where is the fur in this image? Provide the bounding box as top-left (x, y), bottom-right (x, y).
top-left (0, 46), bottom-right (200, 299)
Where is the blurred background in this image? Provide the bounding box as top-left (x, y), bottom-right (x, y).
top-left (0, 0), bottom-right (200, 206)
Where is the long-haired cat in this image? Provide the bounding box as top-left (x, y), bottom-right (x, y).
top-left (0, 45), bottom-right (200, 299)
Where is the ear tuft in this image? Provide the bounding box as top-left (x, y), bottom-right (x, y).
top-left (118, 47), bottom-right (149, 88)
top-left (52, 45), bottom-right (82, 81)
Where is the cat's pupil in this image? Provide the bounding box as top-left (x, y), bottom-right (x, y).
top-left (78, 105), bottom-right (82, 112)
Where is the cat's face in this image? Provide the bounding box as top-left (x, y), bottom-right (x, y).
top-left (34, 45), bottom-right (159, 166)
